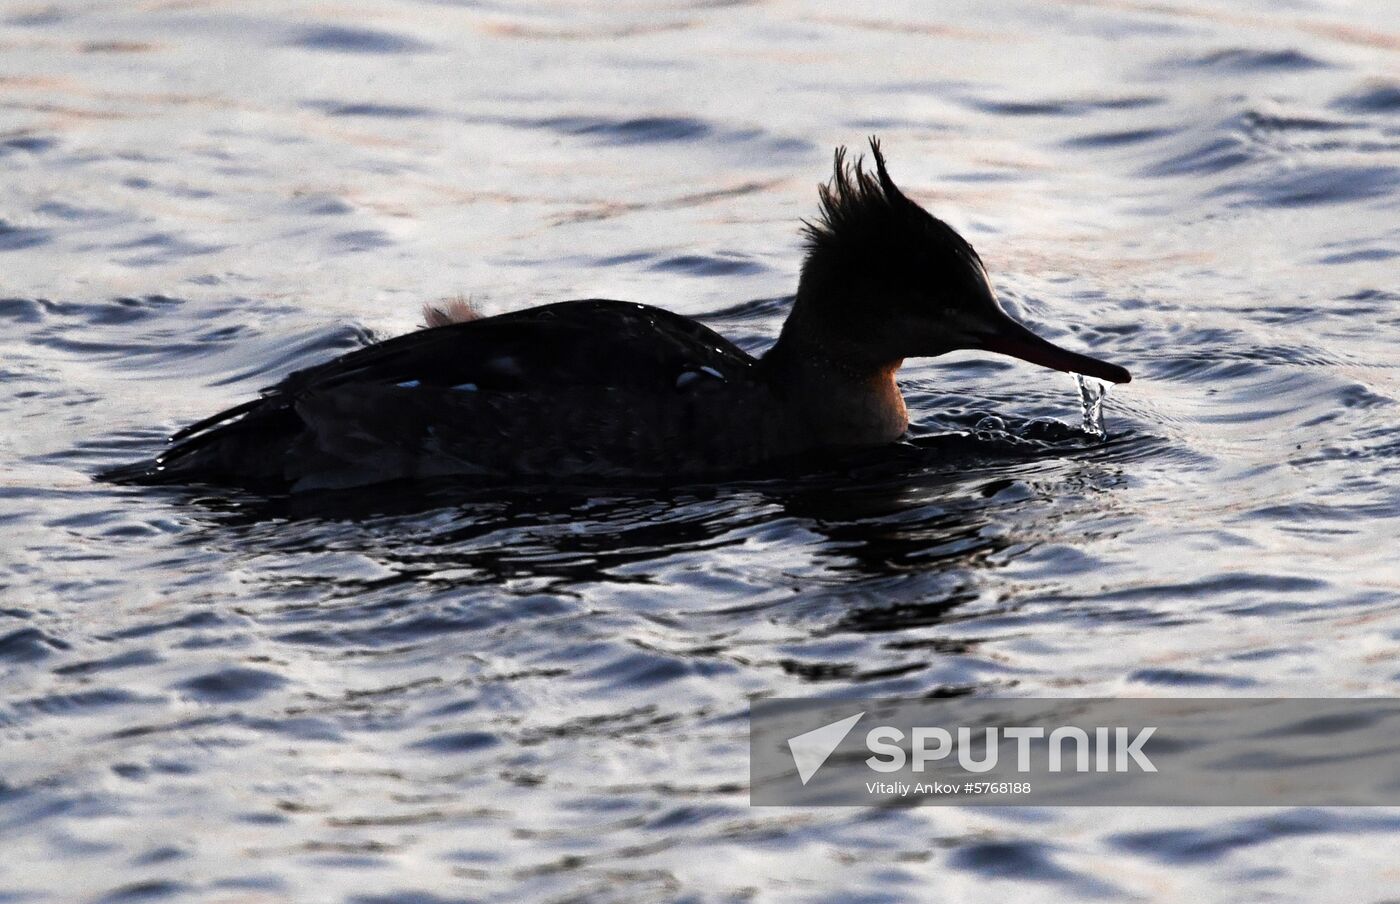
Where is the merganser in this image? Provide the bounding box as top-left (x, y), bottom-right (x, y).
top-left (101, 139), bottom-right (1130, 491)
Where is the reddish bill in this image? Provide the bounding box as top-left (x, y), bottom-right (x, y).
top-left (978, 310), bottom-right (1131, 384)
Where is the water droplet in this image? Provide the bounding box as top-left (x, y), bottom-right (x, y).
top-left (1075, 373), bottom-right (1108, 439)
top-left (973, 414), bottom-right (1006, 438)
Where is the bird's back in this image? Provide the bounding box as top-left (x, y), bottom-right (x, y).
top-left (101, 300), bottom-right (795, 490)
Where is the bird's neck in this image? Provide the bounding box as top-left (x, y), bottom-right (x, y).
top-left (760, 295), bottom-right (908, 447)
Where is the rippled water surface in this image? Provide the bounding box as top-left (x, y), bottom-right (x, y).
top-left (4, 1), bottom-right (1400, 901)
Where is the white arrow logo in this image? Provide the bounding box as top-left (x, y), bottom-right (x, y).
top-left (787, 712), bottom-right (865, 785)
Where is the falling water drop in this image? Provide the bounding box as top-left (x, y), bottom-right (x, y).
top-left (1075, 372), bottom-right (1108, 439)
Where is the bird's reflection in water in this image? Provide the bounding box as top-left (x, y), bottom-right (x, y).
top-left (166, 427), bottom-right (1134, 641)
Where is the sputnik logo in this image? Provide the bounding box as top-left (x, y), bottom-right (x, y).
top-left (787, 712), bottom-right (865, 784)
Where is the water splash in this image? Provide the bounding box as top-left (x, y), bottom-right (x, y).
top-left (1076, 372), bottom-right (1108, 439)
top-left (963, 376), bottom-right (1109, 448)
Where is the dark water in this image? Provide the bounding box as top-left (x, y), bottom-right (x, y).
top-left (3, 1), bottom-right (1399, 901)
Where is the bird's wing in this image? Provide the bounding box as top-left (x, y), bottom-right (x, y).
top-left (152, 299), bottom-right (759, 475)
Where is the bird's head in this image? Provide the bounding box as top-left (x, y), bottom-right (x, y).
top-left (791, 139), bottom-right (1130, 385)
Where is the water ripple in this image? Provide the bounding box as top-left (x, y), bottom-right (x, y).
top-left (288, 25), bottom-right (432, 54)
top-left (2, 3), bottom-right (1398, 901)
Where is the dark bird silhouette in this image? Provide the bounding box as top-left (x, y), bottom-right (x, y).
top-left (101, 139), bottom-right (1130, 491)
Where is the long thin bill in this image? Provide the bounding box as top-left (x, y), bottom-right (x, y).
top-left (977, 311), bottom-right (1131, 384)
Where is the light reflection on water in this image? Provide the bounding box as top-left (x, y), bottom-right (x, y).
top-left (2, 0), bottom-right (1399, 901)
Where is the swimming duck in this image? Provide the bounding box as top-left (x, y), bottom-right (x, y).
top-left (102, 140), bottom-right (1129, 491)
